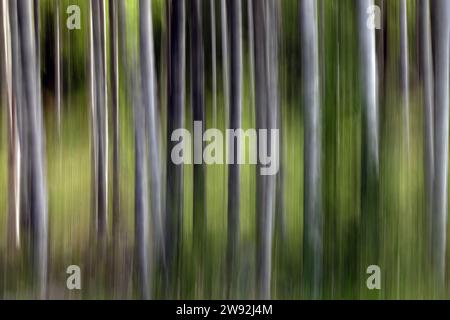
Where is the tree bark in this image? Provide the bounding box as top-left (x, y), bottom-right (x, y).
top-left (2, 0), bottom-right (21, 252)
top-left (431, 0), bottom-right (450, 289)
top-left (419, 0), bottom-right (434, 259)
top-left (357, 0), bottom-right (380, 286)
top-left (91, 0), bottom-right (108, 243)
top-left (110, 0), bottom-right (120, 248)
top-left (17, 0), bottom-right (48, 298)
top-left (55, 0), bottom-right (61, 133)
top-left (210, 0), bottom-right (217, 128)
top-left (132, 68), bottom-right (151, 299)
top-left (140, 0), bottom-right (166, 293)
top-left (190, 0), bottom-right (207, 264)
top-left (400, 0), bottom-right (409, 150)
top-left (300, 0), bottom-right (322, 298)
top-left (226, 0), bottom-right (242, 298)
top-left (254, 0), bottom-right (278, 300)
top-left (220, 0), bottom-right (229, 127)
top-left (165, 0), bottom-right (185, 296)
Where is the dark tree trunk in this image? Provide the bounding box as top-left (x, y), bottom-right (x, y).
top-left (254, 0), bottom-right (278, 300)
top-left (226, 0), bottom-right (242, 298)
top-left (55, 0), bottom-right (61, 132)
top-left (91, 0), bottom-right (108, 244)
top-left (220, 0), bottom-right (229, 126)
top-left (190, 0), bottom-right (207, 265)
top-left (165, 0), bottom-right (185, 297)
top-left (210, 0), bottom-right (217, 127)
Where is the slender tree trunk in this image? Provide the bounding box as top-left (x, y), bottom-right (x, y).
top-left (210, 0), bottom-right (217, 128)
top-left (247, 0), bottom-right (254, 119)
top-left (220, 2), bottom-right (230, 284)
top-left (419, 0), bottom-right (434, 259)
top-left (226, 0), bottom-right (242, 298)
top-left (34, 0), bottom-right (42, 128)
top-left (17, 0), bottom-right (48, 299)
top-left (109, 0), bottom-right (123, 297)
top-left (140, 0), bottom-right (166, 292)
top-left (220, 0), bottom-right (229, 126)
top-left (110, 0), bottom-right (120, 250)
top-left (55, 0), bottom-right (61, 133)
top-left (91, 0), bottom-right (108, 243)
top-left (2, 0), bottom-right (20, 251)
top-left (253, 0), bottom-right (268, 295)
top-left (118, 0), bottom-right (127, 74)
top-left (357, 0), bottom-right (380, 288)
top-left (271, 0), bottom-right (285, 245)
top-left (358, 1), bottom-right (379, 174)
top-left (165, 0), bottom-right (185, 296)
top-left (254, 0), bottom-right (278, 300)
top-left (100, 0), bottom-right (108, 242)
top-left (132, 67), bottom-right (151, 299)
top-left (431, 0), bottom-right (450, 290)
top-left (300, 0), bottom-right (322, 298)
top-left (11, 0), bottom-right (29, 255)
top-left (190, 0), bottom-right (207, 265)
top-left (400, 0), bottom-right (409, 150)
top-left (88, 0), bottom-right (98, 248)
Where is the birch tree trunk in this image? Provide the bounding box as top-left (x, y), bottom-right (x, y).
top-left (140, 0), bottom-right (166, 290)
top-left (272, 0), bottom-right (285, 245)
top-left (2, 0), bottom-right (20, 251)
top-left (431, 0), bottom-right (450, 289)
top-left (301, 0), bottom-right (322, 298)
top-left (132, 67), bottom-right (151, 299)
top-left (110, 0), bottom-right (120, 245)
top-left (91, 0), bottom-right (108, 244)
top-left (419, 0), bottom-right (434, 255)
top-left (400, 0), bottom-right (409, 150)
top-left (10, 0), bottom-right (27, 256)
top-left (165, 0), bottom-right (185, 296)
top-left (88, 0), bottom-right (98, 248)
top-left (357, 0), bottom-right (380, 283)
top-left (254, 0), bottom-right (278, 300)
top-left (17, 0), bottom-right (48, 298)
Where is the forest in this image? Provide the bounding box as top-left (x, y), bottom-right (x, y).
top-left (0, 0), bottom-right (450, 300)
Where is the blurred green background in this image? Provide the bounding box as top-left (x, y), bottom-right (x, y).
top-left (0, 0), bottom-right (447, 299)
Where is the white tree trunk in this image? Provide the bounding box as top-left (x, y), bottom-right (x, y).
top-left (400, 0), bottom-right (409, 150)
top-left (431, 0), bottom-right (450, 288)
top-left (301, 0), bottom-right (322, 298)
top-left (419, 0), bottom-right (434, 253)
top-left (17, 0), bottom-right (48, 298)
